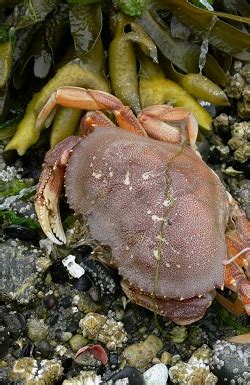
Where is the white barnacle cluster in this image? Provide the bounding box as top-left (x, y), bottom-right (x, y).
top-left (10, 358), bottom-right (63, 384)
top-left (79, 312), bottom-right (127, 351)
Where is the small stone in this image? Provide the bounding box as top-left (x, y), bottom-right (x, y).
top-left (170, 326), bottom-right (188, 344)
top-left (109, 351), bottom-right (119, 370)
top-left (143, 363), bottom-right (168, 385)
top-left (123, 335), bottom-right (163, 369)
top-left (74, 293), bottom-right (101, 314)
top-left (69, 334), bottom-right (89, 353)
top-left (108, 366), bottom-right (144, 385)
top-left (161, 351), bottom-right (172, 365)
top-left (61, 332), bottom-right (73, 342)
top-left (36, 340), bottom-right (53, 358)
top-left (27, 318), bottom-right (48, 342)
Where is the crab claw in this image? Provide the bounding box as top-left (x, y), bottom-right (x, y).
top-left (35, 166), bottom-right (66, 245)
top-left (35, 136), bottom-right (81, 244)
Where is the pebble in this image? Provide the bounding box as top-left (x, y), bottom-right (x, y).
top-left (73, 274), bottom-right (92, 291)
top-left (143, 363), bottom-right (168, 385)
top-left (74, 293), bottom-right (101, 314)
top-left (123, 335), bottom-right (163, 369)
top-left (69, 334), bottom-right (89, 353)
top-left (36, 340), bottom-right (53, 358)
top-left (108, 366), bottom-right (145, 385)
top-left (170, 326), bottom-right (188, 344)
top-left (161, 351), bottom-right (172, 365)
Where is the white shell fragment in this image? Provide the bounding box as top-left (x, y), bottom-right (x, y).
top-left (62, 255), bottom-right (85, 278)
top-left (143, 363), bottom-right (169, 385)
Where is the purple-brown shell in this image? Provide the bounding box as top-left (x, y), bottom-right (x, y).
top-left (65, 128), bottom-right (229, 299)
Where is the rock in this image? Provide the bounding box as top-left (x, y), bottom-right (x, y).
top-left (161, 351), bottom-right (172, 365)
top-left (0, 238), bottom-right (51, 303)
top-left (0, 325), bottom-right (10, 359)
top-left (108, 366), bottom-right (145, 385)
top-left (170, 326), bottom-right (188, 344)
top-left (143, 363), bottom-right (168, 385)
top-left (2, 312), bottom-right (26, 339)
top-left (69, 334), bottom-right (89, 353)
top-left (210, 340), bottom-right (250, 384)
top-left (36, 340), bottom-right (53, 358)
top-left (123, 335), bottom-right (163, 369)
top-left (4, 224), bottom-right (39, 242)
top-left (10, 357), bottom-right (63, 384)
top-left (73, 293), bottom-right (101, 314)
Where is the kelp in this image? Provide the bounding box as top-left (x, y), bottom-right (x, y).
top-left (1, 0), bottom-right (249, 156)
top-left (9, 0), bottom-right (60, 29)
top-left (5, 59), bottom-right (110, 155)
top-left (69, 3), bottom-right (102, 59)
top-left (147, 0), bottom-right (250, 61)
top-left (163, 59), bottom-right (229, 106)
top-left (0, 41), bottom-right (13, 88)
top-left (50, 37), bottom-right (107, 147)
top-left (138, 9), bottom-right (228, 87)
top-left (13, 4), bottom-right (70, 87)
top-left (109, 14), bottom-right (142, 114)
top-left (139, 54), bottom-right (212, 131)
top-left (109, 13), bottom-right (158, 114)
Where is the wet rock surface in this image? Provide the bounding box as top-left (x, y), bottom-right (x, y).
top-left (0, 59), bottom-right (249, 385)
top-left (210, 340), bottom-right (250, 384)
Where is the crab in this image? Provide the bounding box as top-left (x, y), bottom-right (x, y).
top-left (35, 86), bottom-right (250, 325)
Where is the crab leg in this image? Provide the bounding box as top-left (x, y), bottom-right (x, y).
top-left (138, 105), bottom-right (198, 147)
top-left (79, 111), bottom-right (117, 137)
top-left (221, 261), bottom-right (250, 315)
top-left (36, 86), bottom-right (147, 137)
top-left (35, 136), bottom-right (81, 244)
